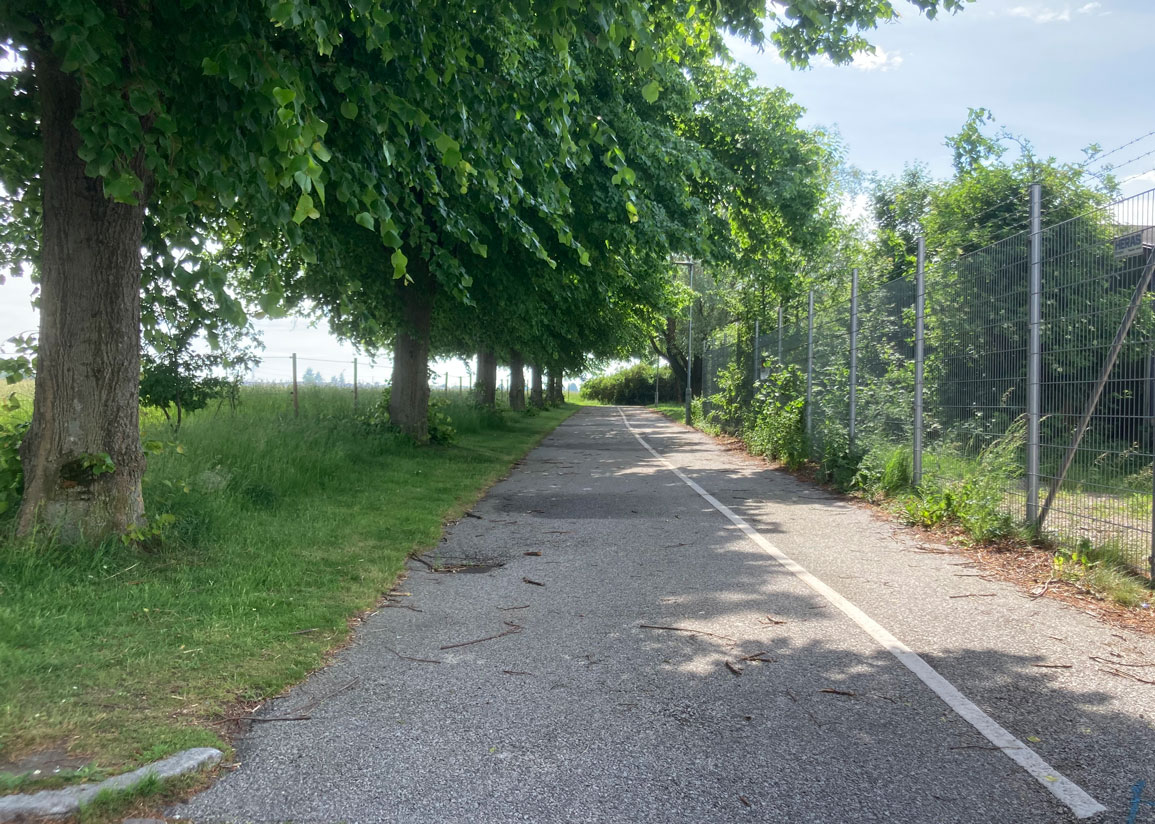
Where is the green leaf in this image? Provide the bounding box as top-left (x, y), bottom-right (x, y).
top-left (271, 2), bottom-right (294, 24)
top-left (641, 80), bottom-right (660, 104)
top-left (103, 172), bottom-right (142, 205)
top-left (391, 248), bottom-right (408, 279)
top-left (273, 87), bottom-right (296, 106)
top-left (128, 88), bottom-right (152, 116)
top-left (434, 133), bottom-right (458, 155)
top-left (355, 212), bottom-right (374, 230)
top-left (292, 192), bottom-right (314, 224)
top-left (340, 100), bottom-right (358, 119)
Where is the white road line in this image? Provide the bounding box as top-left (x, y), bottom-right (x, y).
top-left (617, 407), bottom-right (1106, 820)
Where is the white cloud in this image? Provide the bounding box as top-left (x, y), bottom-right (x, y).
top-left (1007, 5), bottom-right (1072, 23)
top-left (1077, 2), bottom-right (1101, 13)
top-left (850, 46), bottom-right (903, 72)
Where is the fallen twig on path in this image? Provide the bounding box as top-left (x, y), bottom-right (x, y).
top-left (497, 604), bottom-right (530, 611)
top-left (522, 577), bottom-right (545, 586)
top-left (524, 551), bottom-right (542, 556)
top-left (819, 688), bottom-right (856, 697)
top-left (725, 661), bottom-right (743, 676)
top-left (248, 715), bottom-right (312, 722)
top-left (381, 602), bottom-right (423, 612)
top-left (1090, 655), bottom-right (1155, 668)
top-left (949, 593), bottom-right (997, 599)
top-left (758, 615), bottom-right (787, 625)
top-left (226, 677), bottom-right (361, 724)
top-left (1030, 663), bottom-right (1072, 669)
top-left (639, 624), bottom-right (738, 645)
top-left (464, 511), bottom-right (483, 519)
top-left (382, 645), bottom-right (441, 664)
top-left (440, 622), bottom-right (524, 650)
top-left (740, 652), bottom-right (776, 663)
top-left (1098, 667), bottom-right (1155, 684)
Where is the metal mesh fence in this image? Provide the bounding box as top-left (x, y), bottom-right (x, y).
top-left (697, 184), bottom-right (1155, 576)
top-left (1034, 189), bottom-right (1155, 563)
top-left (924, 231), bottom-right (1030, 523)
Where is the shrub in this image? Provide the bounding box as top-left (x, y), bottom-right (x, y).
top-left (363, 387), bottom-right (457, 444)
top-left (580, 363), bottom-right (677, 405)
top-left (704, 362), bottom-right (746, 434)
top-left (745, 363), bottom-right (807, 469)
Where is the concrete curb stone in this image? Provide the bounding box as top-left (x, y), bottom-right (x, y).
top-left (0, 748), bottom-right (222, 822)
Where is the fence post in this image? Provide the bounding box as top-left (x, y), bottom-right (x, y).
top-left (353, 357), bottom-right (359, 411)
top-left (291, 353), bottom-right (299, 418)
top-left (459, 376), bottom-right (463, 394)
top-left (1026, 182), bottom-right (1042, 523)
top-left (655, 357), bottom-right (660, 406)
top-left (914, 238), bottom-right (926, 486)
top-left (445, 372), bottom-right (449, 393)
top-left (805, 289), bottom-right (814, 441)
top-left (849, 268), bottom-right (859, 448)
top-left (753, 319), bottom-right (760, 387)
top-left (777, 304), bottom-right (783, 363)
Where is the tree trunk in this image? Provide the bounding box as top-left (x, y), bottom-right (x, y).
top-left (508, 350), bottom-right (526, 411)
top-left (475, 347), bottom-right (497, 407)
top-left (530, 363), bottom-right (544, 409)
top-left (660, 317), bottom-right (688, 401)
top-left (547, 369), bottom-right (564, 406)
top-left (17, 53), bottom-right (147, 541)
top-left (388, 261), bottom-right (434, 443)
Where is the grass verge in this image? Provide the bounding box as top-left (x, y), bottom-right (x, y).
top-left (0, 387), bottom-right (576, 787)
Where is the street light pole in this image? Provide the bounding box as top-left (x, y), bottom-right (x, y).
top-left (685, 261), bottom-right (694, 425)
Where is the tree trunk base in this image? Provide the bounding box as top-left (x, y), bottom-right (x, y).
top-left (389, 269), bottom-right (434, 443)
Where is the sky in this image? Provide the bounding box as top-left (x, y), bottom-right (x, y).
top-left (3, 0), bottom-right (1153, 382)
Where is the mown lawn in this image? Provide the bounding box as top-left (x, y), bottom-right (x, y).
top-left (0, 387), bottom-right (575, 784)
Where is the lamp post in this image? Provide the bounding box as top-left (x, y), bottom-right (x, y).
top-left (672, 259), bottom-right (696, 425)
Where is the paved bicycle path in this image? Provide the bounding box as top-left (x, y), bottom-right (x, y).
top-left (173, 406), bottom-right (1155, 823)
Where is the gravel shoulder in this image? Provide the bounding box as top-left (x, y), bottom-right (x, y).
top-left (172, 406), bottom-right (1155, 823)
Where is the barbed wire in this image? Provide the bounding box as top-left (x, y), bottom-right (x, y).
top-left (1078, 128), bottom-right (1155, 172)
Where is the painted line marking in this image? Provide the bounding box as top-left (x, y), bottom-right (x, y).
top-left (616, 407), bottom-right (1106, 820)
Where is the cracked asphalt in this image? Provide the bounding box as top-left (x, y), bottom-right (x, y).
top-left (173, 406), bottom-right (1155, 823)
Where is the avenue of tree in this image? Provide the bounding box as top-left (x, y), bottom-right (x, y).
top-left (0, 0), bottom-right (970, 540)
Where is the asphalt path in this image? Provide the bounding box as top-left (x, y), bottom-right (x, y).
top-left (173, 406), bottom-right (1155, 823)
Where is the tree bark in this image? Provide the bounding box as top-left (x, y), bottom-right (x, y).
top-left (547, 369), bottom-right (564, 406)
top-left (474, 347), bottom-right (497, 407)
top-left (17, 53), bottom-right (147, 541)
top-left (530, 363), bottom-right (545, 409)
top-left (388, 260), bottom-right (434, 443)
top-left (508, 350), bottom-right (526, 411)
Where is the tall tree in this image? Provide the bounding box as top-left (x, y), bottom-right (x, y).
top-left (1, 0), bottom-right (970, 535)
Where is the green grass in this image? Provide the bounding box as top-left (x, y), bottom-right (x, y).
top-left (0, 387), bottom-right (576, 783)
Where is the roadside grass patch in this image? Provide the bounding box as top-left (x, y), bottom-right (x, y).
top-left (0, 387), bottom-right (575, 781)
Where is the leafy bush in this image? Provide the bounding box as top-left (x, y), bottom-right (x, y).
top-left (900, 419), bottom-right (1023, 541)
top-left (364, 387), bottom-right (457, 444)
top-left (745, 364), bottom-right (807, 469)
top-left (139, 354), bottom-right (235, 433)
top-left (0, 411), bottom-right (28, 518)
top-left (853, 444), bottom-right (913, 498)
top-left (581, 363), bottom-right (677, 405)
top-left (704, 362), bottom-right (746, 434)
